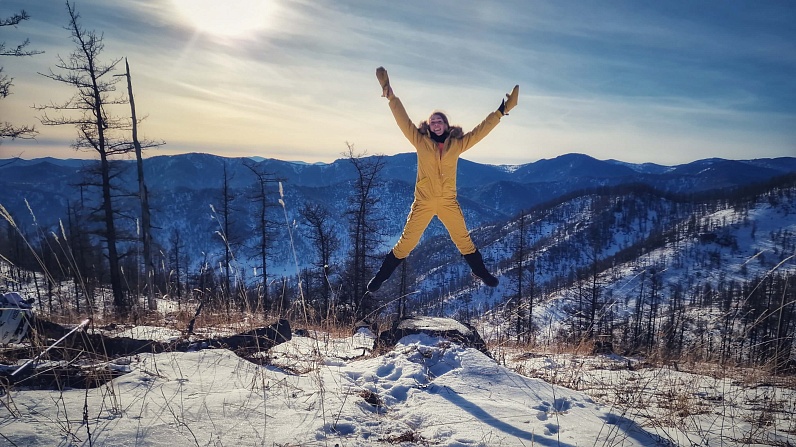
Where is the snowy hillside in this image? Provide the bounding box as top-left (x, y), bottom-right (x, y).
top-left (1, 153), bottom-right (794, 279)
top-left (4, 325), bottom-right (791, 446)
top-left (1, 154), bottom-right (793, 359)
top-left (404, 181), bottom-right (794, 307)
top-left (405, 179), bottom-right (796, 367)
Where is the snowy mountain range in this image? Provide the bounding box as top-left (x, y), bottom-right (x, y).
top-left (1, 153), bottom-right (794, 328)
top-left (3, 152), bottom-right (795, 230)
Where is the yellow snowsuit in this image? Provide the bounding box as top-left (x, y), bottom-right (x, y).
top-left (387, 95), bottom-right (503, 259)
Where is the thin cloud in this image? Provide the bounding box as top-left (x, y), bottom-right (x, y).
top-left (2, 0), bottom-right (793, 165)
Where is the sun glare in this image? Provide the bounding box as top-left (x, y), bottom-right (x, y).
top-left (171, 0), bottom-right (274, 39)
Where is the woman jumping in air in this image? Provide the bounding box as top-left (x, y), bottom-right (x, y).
top-left (367, 66), bottom-right (519, 294)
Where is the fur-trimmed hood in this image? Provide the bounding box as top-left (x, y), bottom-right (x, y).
top-left (417, 121), bottom-right (464, 140)
top-left (386, 95), bottom-right (502, 201)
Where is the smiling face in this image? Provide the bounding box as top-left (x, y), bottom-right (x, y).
top-left (428, 113), bottom-right (449, 136)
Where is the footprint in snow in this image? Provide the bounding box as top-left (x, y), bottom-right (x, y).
top-left (544, 423), bottom-right (560, 435)
top-left (375, 363), bottom-right (395, 378)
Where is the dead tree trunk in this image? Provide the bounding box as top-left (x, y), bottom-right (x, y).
top-left (122, 58), bottom-right (155, 311)
top-left (2, 318), bottom-right (292, 390)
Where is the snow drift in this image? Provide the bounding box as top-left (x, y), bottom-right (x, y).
top-left (2, 328), bottom-right (666, 446)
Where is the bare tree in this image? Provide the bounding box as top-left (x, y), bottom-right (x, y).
top-left (0, 9), bottom-right (42, 145)
top-left (216, 161), bottom-right (240, 306)
top-left (300, 201), bottom-right (340, 319)
top-left (35, 1), bottom-right (133, 312)
top-left (168, 228), bottom-right (185, 303)
top-left (117, 58), bottom-right (164, 310)
top-left (244, 161), bottom-right (282, 312)
top-left (343, 143), bottom-right (385, 320)
top-left (511, 212), bottom-right (528, 341)
top-left (583, 219), bottom-right (607, 342)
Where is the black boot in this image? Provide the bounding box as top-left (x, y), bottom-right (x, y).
top-left (463, 250), bottom-right (499, 287)
top-left (367, 251), bottom-right (403, 292)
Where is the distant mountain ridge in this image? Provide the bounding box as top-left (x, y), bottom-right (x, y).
top-left (7, 151), bottom-right (796, 193)
top-left (1, 152), bottom-right (794, 277)
top-left (1, 152), bottom-right (795, 350)
top-left (3, 152), bottom-right (795, 228)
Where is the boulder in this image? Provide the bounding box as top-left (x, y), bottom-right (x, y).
top-left (377, 316), bottom-right (490, 356)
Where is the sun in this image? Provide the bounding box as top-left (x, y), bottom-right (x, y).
top-left (171, 0), bottom-right (274, 39)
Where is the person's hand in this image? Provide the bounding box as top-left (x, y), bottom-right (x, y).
top-left (376, 66), bottom-right (392, 98)
top-left (499, 85), bottom-right (519, 115)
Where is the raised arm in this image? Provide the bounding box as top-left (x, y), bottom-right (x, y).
top-left (376, 67), bottom-right (424, 148)
top-left (460, 85), bottom-right (519, 152)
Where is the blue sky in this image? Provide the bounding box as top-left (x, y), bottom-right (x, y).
top-left (1, 0), bottom-right (794, 165)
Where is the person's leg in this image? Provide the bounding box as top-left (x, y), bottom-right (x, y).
top-left (367, 251), bottom-right (402, 293)
top-left (437, 200), bottom-right (476, 255)
top-left (367, 199), bottom-right (435, 293)
top-left (438, 200), bottom-right (498, 287)
top-left (391, 200), bottom-right (435, 259)
top-left (463, 249), bottom-right (499, 287)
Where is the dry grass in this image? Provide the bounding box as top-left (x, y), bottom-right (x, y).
top-left (497, 342), bottom-right (796, 446)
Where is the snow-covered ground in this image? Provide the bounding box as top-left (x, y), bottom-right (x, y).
top-left (501, 349), bottom-right (796, 447)
top-left (2, 325), bottom-right (793, 446)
